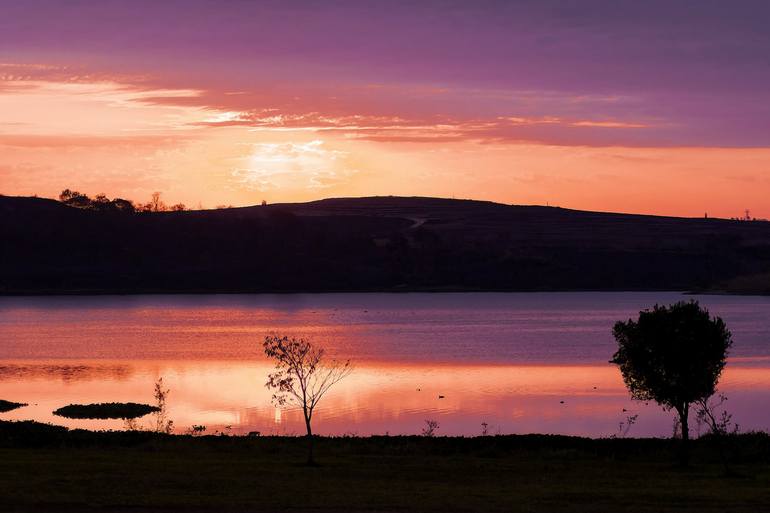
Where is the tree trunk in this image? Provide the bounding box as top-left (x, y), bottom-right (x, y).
top-left (304, 412), bottom-right (315, 466)
top-left (679, 403), bottom-right (690, 467)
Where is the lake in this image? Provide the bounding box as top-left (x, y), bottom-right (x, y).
top-left (1, 292), bottom-right (769, 437)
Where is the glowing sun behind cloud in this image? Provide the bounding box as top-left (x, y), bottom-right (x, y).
top-left (233, 140), bottom-right (357, 193)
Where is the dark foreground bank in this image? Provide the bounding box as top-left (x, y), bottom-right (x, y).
top-left (1, 421), bottom-right (769, 512)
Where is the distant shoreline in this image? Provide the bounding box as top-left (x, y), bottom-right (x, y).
top-left (1, 288), bottom-right (767, 297)
top-left (0, 287), bottom-right (693, 296)
top-left (5, 195), bottom-right (770, 297)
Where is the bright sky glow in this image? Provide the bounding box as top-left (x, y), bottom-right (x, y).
top-left (1, 1), bottom-right (769, 216)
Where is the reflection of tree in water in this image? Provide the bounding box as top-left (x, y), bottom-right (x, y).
top-left (0, 363), bottom-right (134, 382)
top-left (152, 378), bottom-right (174, 434)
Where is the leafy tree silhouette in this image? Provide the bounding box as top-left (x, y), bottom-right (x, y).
top-left (611, 301), bottom-right (732, 465)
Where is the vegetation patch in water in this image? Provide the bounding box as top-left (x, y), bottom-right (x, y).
top-left (53, 402), bottom-right (159, 420)
top-left (0, 400), bottom-right (27, 413)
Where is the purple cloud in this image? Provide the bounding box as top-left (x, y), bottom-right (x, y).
top-left (1, 0), bottom-right (769, 146)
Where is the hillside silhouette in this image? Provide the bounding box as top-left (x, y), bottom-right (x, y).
top-left (2, 195), bottom-right (769, 294)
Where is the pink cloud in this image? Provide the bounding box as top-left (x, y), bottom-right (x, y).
top-left (0, 134), bottom-right (190, 148)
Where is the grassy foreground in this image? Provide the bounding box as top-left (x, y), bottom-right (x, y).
top-left (1, 421), bottom-right (769, 512)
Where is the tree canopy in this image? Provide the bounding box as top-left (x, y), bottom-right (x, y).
top-left (612, 300), bottom-right (732, 464)
top-left (612, 301), bottom-right (731, 411)
top-left (59, 189), bottom-right (137, 213)
top-left (58, 189), bottom-right (186, 213)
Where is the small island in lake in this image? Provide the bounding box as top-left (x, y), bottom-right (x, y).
top-left (0, 400), bottom-right (27, 413)
top-left (52, 402), bottom-right (160, 420)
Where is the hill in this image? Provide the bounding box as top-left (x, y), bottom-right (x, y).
top-left (2, 195), bottom-right (769, 294)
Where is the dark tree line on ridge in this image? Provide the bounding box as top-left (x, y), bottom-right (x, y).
top-left (59, 189), bottom-right (187, 213)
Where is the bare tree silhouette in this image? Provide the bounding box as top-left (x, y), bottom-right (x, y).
top-left (263, 335), bottom-right (352, 465)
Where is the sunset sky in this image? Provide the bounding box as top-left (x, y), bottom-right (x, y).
top-left (1, 0), bottom-right (769, 217)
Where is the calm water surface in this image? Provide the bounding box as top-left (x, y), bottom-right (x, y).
top-left (1, 292), bottom-right (769, 437)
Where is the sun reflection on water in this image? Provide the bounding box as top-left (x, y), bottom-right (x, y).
top-left (1, 359), bottom-right (768, 437)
